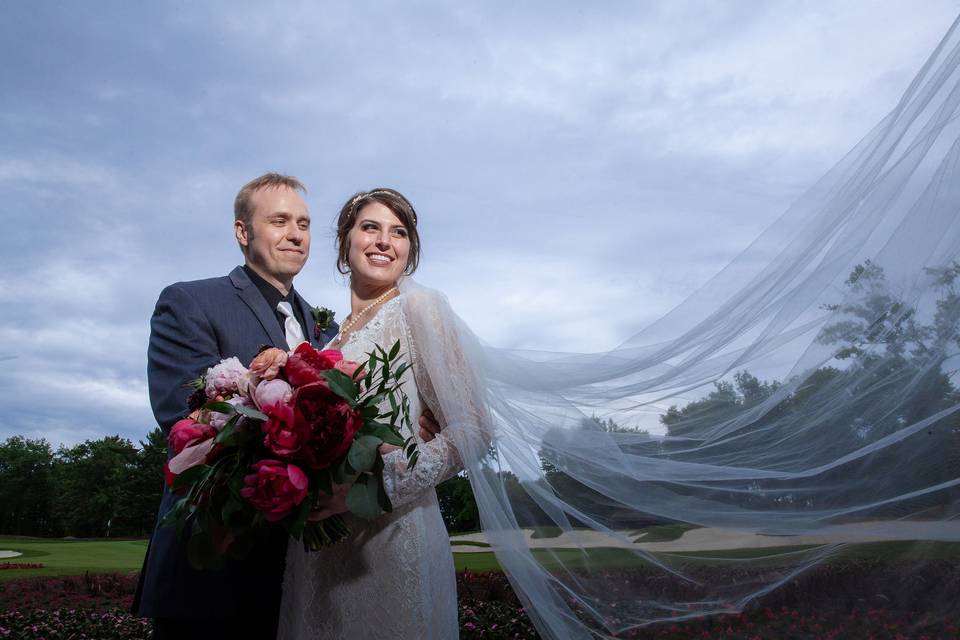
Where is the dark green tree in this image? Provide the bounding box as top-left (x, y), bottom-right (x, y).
top-left (115, 428), bottom-right (167, 536)
top-left (53, 436), bottom-right (138, 537)
top-left (0, 436), bottom-right (55, 536)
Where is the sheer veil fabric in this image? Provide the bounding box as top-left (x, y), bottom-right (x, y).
top-left (399, 15), bottom-right (960, 640)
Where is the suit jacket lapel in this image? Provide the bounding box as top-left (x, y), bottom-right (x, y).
top-left (230, 266), bottom-right (288, 349)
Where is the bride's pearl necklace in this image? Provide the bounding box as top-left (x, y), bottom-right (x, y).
top-left (335, 286), bottom-right (398, 344)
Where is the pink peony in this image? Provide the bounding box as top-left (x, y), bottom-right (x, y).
top-left (205, 357), bottom-right (249, 399)
top-left (239, 460), bottom-right (309, 522)
top-left (285, 343), bottom-right (343, 387)
top-left (254, 378), bottom-right (294, 410)
top-left (169, 419), bottom-right (217, 456)
top-left (249, 347), bottom-right (288, 381)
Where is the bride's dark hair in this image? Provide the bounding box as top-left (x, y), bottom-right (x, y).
top-left (335, 188), bottom-right (421, 275)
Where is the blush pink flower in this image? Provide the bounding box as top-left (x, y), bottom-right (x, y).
top-left (205, 357), bottom-right (249, 399)
top-left (249, 347), bottom-right (288, 381)
top-left (254, 378), bottom-right (294, 410)
top-left (334, 359), bottom-right (365, 381)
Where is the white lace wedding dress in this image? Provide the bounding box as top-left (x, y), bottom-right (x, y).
top-left (278, 285), bottom-right (490, 640)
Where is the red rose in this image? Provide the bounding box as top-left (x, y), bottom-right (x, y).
top-left (261, 402), bottom-right (310, 459)
top-left (239, 460), bottom-right (309, 522)
top-left (163, 460), bottom-right (179, 491)
top-left (292, 382), bottom-right (362, 470)
top-left (169, 419), bottom-right (217, 455)
top-left (285, 343), bottom-right (343, 387)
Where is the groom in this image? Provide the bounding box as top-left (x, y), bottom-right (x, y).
top-left (134, 173), bottom-right (439, 639)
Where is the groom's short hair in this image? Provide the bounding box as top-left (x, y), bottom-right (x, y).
top-left (234, 173), bottom-right (307, 229)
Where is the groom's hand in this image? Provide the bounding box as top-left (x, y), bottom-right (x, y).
top-left (419, 407), bottom-right (441, 442)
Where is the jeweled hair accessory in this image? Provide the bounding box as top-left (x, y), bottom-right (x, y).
top-left (348, 190), bottom-right (417, 225)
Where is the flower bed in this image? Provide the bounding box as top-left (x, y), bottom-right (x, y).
top-left (0, 573), bottom-right (138, 613)
top-left (0, 567), bottom-right (956, 639)
top-left (0, 564), bottom-right (43, 571)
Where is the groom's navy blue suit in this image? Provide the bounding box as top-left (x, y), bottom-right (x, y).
top-left (134, 265), bottom-right (337, 637)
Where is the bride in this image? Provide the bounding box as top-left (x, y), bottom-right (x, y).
top-left (280, 15), bottom-right (960, 640)
top-left (278, 188), bottom-right (485, 639)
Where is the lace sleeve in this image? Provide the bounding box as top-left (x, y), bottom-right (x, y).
top-left (380, 283), bottom-right (493, 509)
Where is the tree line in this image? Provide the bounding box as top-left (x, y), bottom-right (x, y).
top-left (3, 262), bottom-right (957, 538)
top-left (0, 429), bottom-right (168, 538)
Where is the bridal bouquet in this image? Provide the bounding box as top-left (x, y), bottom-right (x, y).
top-left (160, 341), bottom-right (418, 570)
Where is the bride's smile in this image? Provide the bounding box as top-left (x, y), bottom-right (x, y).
top-left (347, 201), bottom-right (411, 291)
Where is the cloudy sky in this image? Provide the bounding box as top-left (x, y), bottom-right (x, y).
top-left (1, 1), bottom-right (957, 447)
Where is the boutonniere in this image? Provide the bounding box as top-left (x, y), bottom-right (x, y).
top-left (311, 306), bottom-right (336, 339)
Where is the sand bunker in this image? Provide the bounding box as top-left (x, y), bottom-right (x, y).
top-left (449, 521), bottom-right (960, 553)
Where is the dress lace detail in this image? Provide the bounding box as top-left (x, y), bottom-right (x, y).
top-left (277, 296), bottom-right (460, 640)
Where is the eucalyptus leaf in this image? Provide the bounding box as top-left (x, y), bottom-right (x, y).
top-left (346, 475), bottom-right (384, 520)
top-left (376, 474), bottom-right (393, 513)
top-left (203, 400), bottom-right (236, 415)
top-left (234, 404), bottom-right (269, 421)
top-left (363, 422), bottom-right (405, 446)
top-left (348, 435), bottom-right (381, 473)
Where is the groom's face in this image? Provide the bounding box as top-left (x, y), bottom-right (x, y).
top-left (236, 185), bottom-right (311, 283)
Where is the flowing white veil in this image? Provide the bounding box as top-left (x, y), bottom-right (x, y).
top-left (402, 15), bottom-right (960, 639)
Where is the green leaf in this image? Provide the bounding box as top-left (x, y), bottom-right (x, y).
top-left (171, 464), bottom-right (213, 491)
top-left (214, 420), bottom-right (238, 446)
top-left (286, 494), bottom-right (313, 538)
top-left (221, 495), bottom-right (245, 525)
top-left (159, 498), bottom-right (187, 530)
top-left (376, 474), bottom-right (393, 513)
top-left (333, 458), bottom-right (354, 484)
top-left (322, 369), bottom-right (359, 403)
top-left (361, 422), bottom-right (405, 446)
top-left (348, 435), bottom-right (380, 473)
top-left (234, 404), bottom-right (269, 421)
top-left (388, 340), bottom-right (401, 360)
top-left (346, 475), bottom-right (384, 520)
top-left (204, 400), bottom-right (236, 415)
top-left (392, 362), bottom-right (410, 382)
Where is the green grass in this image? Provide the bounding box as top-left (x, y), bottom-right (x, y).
top-left (452, 540), bottom-right (960, 572)
top-left (0, 537), bottom-right (147, 582)
top-left (3, 536), bottom-right (957, 581)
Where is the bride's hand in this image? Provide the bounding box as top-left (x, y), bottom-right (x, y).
top-left (378, 443), bottom-right (401, 455)
top-left (308, 482), bottom-right (351, 521)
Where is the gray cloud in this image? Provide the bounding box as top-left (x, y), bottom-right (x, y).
top-left (1, 1), bottom-right (956, 445)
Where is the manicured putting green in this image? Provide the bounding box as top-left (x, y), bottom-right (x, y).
top-left (0, 538), bottom-right (148, 582)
